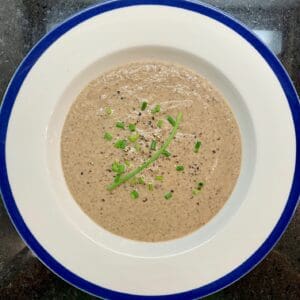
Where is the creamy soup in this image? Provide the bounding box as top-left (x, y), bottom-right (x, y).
top-left (61, 61), bottom-right (241, 242)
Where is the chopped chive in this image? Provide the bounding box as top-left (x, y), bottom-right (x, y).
top-left (176, 165), bottom-right (184, 171)
top-left (128, 133), bottom-right (139, 143)
top-left (116, 121), bottom-right (125, 129)
top-left (128, 124), bottom-right (136, 132)
top-left (157, 119), bottom-right (163, 128)
top-left (141, 101), bottom-right (148, 111)
top-left (138, 177), bottom-right (145, 185)
top-left (194, 140), bottom-right (202, 153)
top-left (114, 139), bottom-right (127, 149)
top-left (103, 132), bottom-right (113, 141)
top-left (167, 115), bottom-right (176, 127)
top-left (162, 150), bottom-right (171, 157)
top-left (130, 190), bottom-right (139, 199)
top-left (155, 175), bottom-right (164, 181)
top-left (197, 182), bottom-right (204, 190)
top-left (114, 174), bottom-right (121, 183)
top-left (151, 104), bottom-right (161, 114)
top-left (192, 189), bottom-right (199, 196)
top-left (134, 143), bottom-right (141, 152)
top-left (164, 191), bottom-right (173, 200)
top-left (112, 162), bottom-right (126, 174)
top-left (105, 107), bottom-right (112, 115)
top-left (129, 177), bottom-right (138, 185)
top-left (124, 160), bottom-right (130, 166)
top-left (107, 112), bottom-right (183, 191)
top-left (150, 140), bottom-right (157, 151)
top-left (148, 183), bottom-right (154, 191)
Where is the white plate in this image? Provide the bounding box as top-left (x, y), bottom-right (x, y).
top-left (0, 1), bottom-right (299, 299)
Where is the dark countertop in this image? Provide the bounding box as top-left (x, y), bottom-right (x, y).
top-left (0, 1), bottom-right (299, 299)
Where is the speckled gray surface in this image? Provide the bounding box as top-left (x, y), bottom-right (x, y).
top-left (0, 1), bottom-right (299, 299)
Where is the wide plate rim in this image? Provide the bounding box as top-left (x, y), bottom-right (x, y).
top-left (0, 0), bottom-right (299, 299)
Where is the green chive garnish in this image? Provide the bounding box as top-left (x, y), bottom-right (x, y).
top-left (155, 175), bottom-right (164, 181)
top-left (150, 140), bottom-right (157, 151)
top-left (176, 165), bottom-right (184, 171)
top-left (128, 133), bottom-right (139, 143)
top-left (151, 104), bottom-right (161, 114)
top-left (148, 183), bottom-right (154, 191)
top-left (128, 124), bottom-right (136, 132)
top-left (167, 115), bottom-right (176, 127)
top-left (162, 150), bottom-right (171, 157)
top-left (124, 160), bottom-right (130, 166)
top-left (130, 190), bottom-right (139, 199)
top-left (134, 143), bottom-right (141, 152)
top-left (192, 189), bottom-right (199, 196)
top-left (107, 112), bottom-right (183, 191)
top-left (141, 101), bottom-right (148, 111)
top-left (112, 162), bottom-right (126, 174)
top-left (114, 174), bottom-right (121, 183)
top-left (164, 191), bottom-right (173, 200)
top-left (114, 139), bottom-right (127, 149)
top-left (116, 121), bottom-right (125, 129)
top-left (194, 140), bottom-right (201, 153)
top-left (104, 132), bottom-right (113, 141)
top-left (197, 182), bottom-right (204, 190)
top-left (157, 119), bottom-right (163, 128)
top-left (192, 182), bottom-right (204, 196)
top-left (129, 177), bottom-right (138, 185)
top-left (105, 107), bottom-right (112, 115)
top-left (138, 177), bottom-right (145, 185)
top-left (129, 177), bottom-right (144, 185)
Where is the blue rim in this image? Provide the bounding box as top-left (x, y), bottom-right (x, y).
top-left (0, 0), bottom-right (299, 299)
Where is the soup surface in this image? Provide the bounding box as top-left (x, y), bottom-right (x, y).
top-left (61, 61), bottom-right (241, 242)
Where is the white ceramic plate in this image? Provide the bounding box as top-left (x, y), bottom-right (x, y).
top-left (0, 1), bottom-right (299, 299)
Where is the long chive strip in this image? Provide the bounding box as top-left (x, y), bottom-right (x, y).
top-left (107, 112), bottom-right (182, 191)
